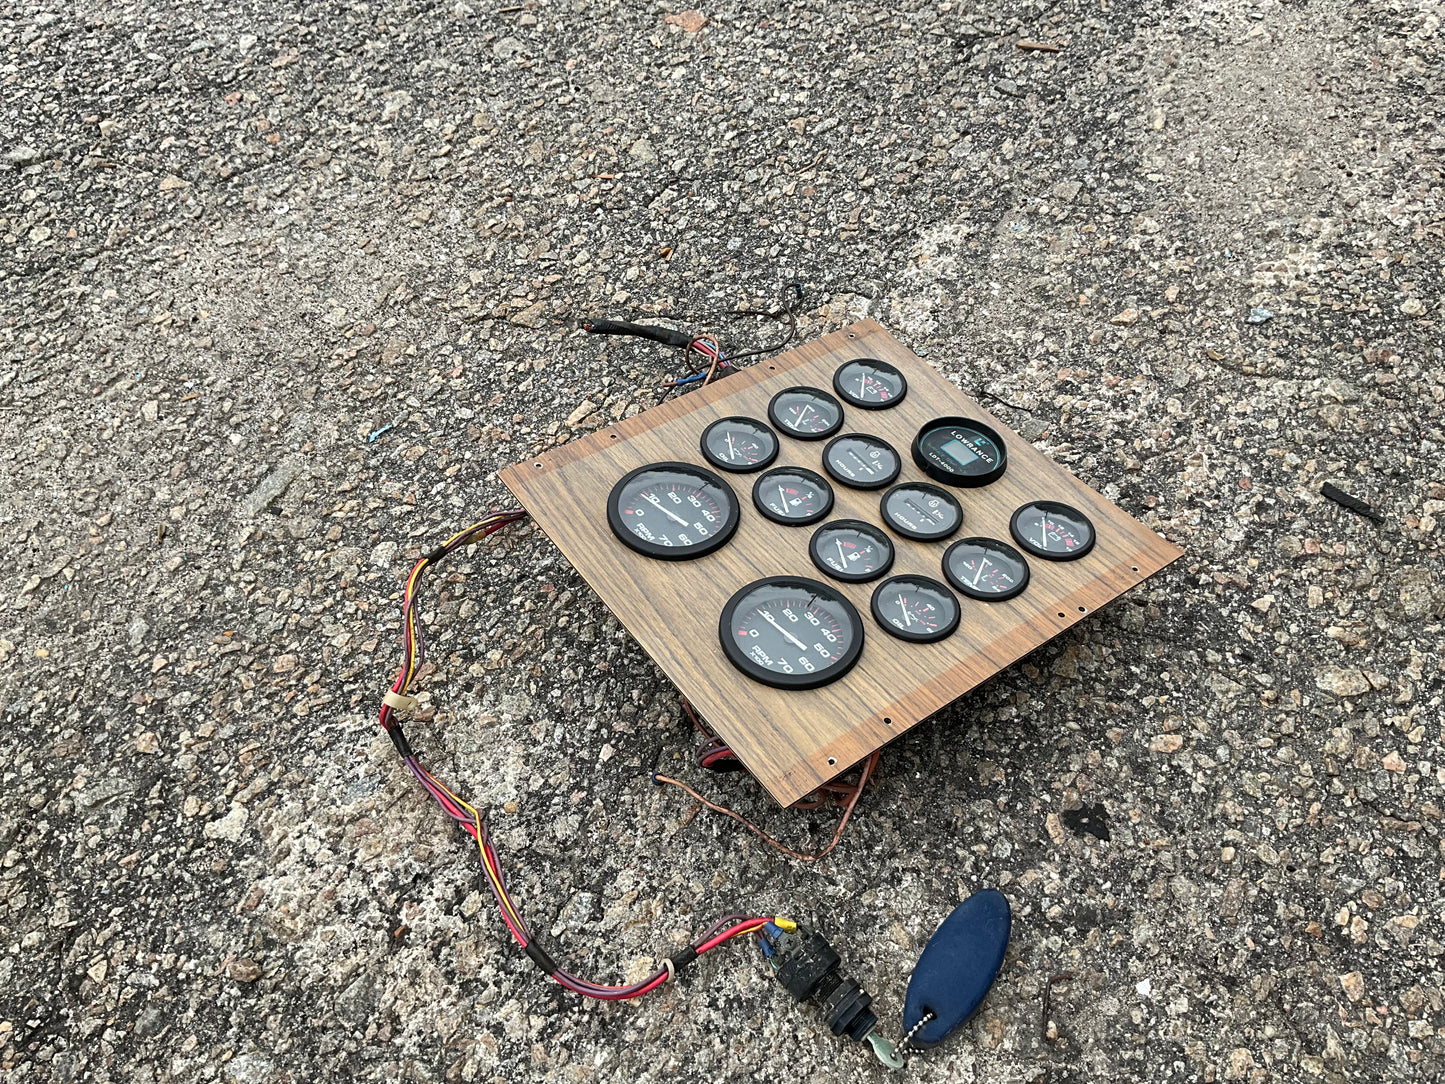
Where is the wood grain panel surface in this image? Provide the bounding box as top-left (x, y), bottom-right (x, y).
top-left (500, 321), bottom-right (1183, 806)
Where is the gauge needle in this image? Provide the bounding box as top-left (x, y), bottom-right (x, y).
top-left (778, 485), bottom-right (790, 510)
top-left (726, 432), bottom-right (738, 459)
top-left (897, 596), bottom-right (913, 626)
top-left (797, 404), bottom-right (814, 424)
top-left (1038, 515), bottom-right (1048, 547)
top-left (858, 375), bottom-right (867, 396)
top-left (761, 610), bottom-right (807, 649)
top-left (971, 557), bottom-right (991, 587)
top-left (646, 494), bottom-right (690, 526)
top-left (836, 540), bottom-right (850, 566)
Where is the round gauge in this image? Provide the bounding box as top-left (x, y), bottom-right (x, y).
top-left (833, 357), bottom-right (907, 409)
top-left (870, 575), bottom-right (960, 644)
top-left (809, 519), bottom-right (895, 583)
top-left (699, 416), bottom-right (779, 473)
top-left (879, 482), bottom-right (963, 542)
top-left (753, 467), bottom-right (834, 526)
top-left (822, 433), bottom-right (901, 490)
top-left (607, 462), bottom-right (740, 560)
top-left (768, 386), bottom-right (845, 441)
top-left (911, 417), bottom-right (1008, 488)
top-left (1010, 501), bottom-right (1096, 561)
top-left (943, 536), bottom-right (1031, 601)
top-left (719, 576), bottom-right (865, 689)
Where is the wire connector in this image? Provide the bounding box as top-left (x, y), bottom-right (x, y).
top-left (771, 925), bottom-right (879, 1042)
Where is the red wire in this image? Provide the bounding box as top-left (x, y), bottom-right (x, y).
top-left (382, 513), bottom-right (797, 1001)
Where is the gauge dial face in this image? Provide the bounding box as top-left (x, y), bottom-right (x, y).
top-left (606, 462), bottom-right (740, 560)
top-left (822, 433), bottom-right (901, 490)
top-left (753, 467), bottom-right (834, 526)
top-left (699, 416), bottom-right (779, 473)
top-left (833, 358), bottom-right (908, 409)
top-left (943, 536), bottom-right (1031, 601)
top-left (911, 417), bottom-right (1008, 488)
top-left (879, 482), bottom-right (963, 542)
top-left (719, 576), bottom-right (865, 689)
top-left (809, 519), bottom-right (895, 583)
top-left (1010, 501), bottom-right (1096, 561)
top-left (870, 575), bottom-right (960, 643)
top-left (768, 386), bottom-right (844, 441)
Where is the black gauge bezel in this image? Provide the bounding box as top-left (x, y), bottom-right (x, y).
top-left (698, 416), bottom-right (780, 474)
top-left (878, 482), bottom-right (964, 542)
top-left (869, 575), bottom-right (961, 644)
top-left (942, 536), bottom-right (1032, 601)
top-left (821, 433), bottom-right (902, 490)
top-left (910, 416), bottom-right (1009, 488)
top-left (1009, 501), bottom-right (1097, 561)
top-left (606, 461), bottom-right (741, 560)
top-left (832, 357), bottom-right (909, 410)
top-left (718, 575), bottom-right (866, 690)
top-left (808, 519), bottom-right (895, 584)
top-left (753, 466), bottom-right (835, 526)
top-left (767, 386), bottom-right (845, 441)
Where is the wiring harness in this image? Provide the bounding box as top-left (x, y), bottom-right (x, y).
top-left (378, 512), bottom-right (791, 998)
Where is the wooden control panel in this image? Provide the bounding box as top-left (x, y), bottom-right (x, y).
top-left (500, 321), bottom-right (1183, 806)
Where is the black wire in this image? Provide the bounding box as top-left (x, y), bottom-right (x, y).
top-left (703, 281), bottom-right (805, 363)
top-left (590, 282), bottom-right (806, 405)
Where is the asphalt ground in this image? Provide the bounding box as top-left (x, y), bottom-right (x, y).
top-left (2, 1), bottom-right (1443, 1081)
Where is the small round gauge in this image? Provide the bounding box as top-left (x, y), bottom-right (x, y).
top-left (833, 357), bottom-right (907, 409)
top-left (607, 462), bottom-right (740, 560)
top-left (943, 536), bottom-right (1031, 601)
top-left (809, 519), bottom-right (895, 583)
top-left (911, 417), bottom-right (1008, 488)
top-left (753, 467), bottom-right (834, 526)
top-left (719, 576), bottom-right (865, 689)
top-left (870, 575), bottom-right (960, 644)
top-left (822, 433), bottom-right (901, 490)
top-left (1010, 501), bottom-right (1096, 561)
top-left (699, 416), bottom-right (779, 473)
top-left (879, 482), bottom-right (963, 542)
top-left (768, 386), bottom-right (845, 441)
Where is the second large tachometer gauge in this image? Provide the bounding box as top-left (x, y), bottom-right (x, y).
top-left (719, 577), bottom-right (865, 689)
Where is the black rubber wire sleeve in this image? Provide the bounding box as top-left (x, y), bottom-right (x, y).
top-left (388, 724), bottom-right (414, 758)
top-left (580, 319), bottom-right (693, 348)
top-left (525, 938), bottom-right (559, 976)
top-left (668, 945), bottom-right (699, 974)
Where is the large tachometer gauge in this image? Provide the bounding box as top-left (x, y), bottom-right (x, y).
top-left (719, 576), bottom-right (865, 689)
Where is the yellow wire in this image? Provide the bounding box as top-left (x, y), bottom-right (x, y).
top-left (421, 765), bottom-right (525, 934)
top-left (395, 512), bottom-right (530, 934)
top-left (395, 514), bottom-right (516, 697)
